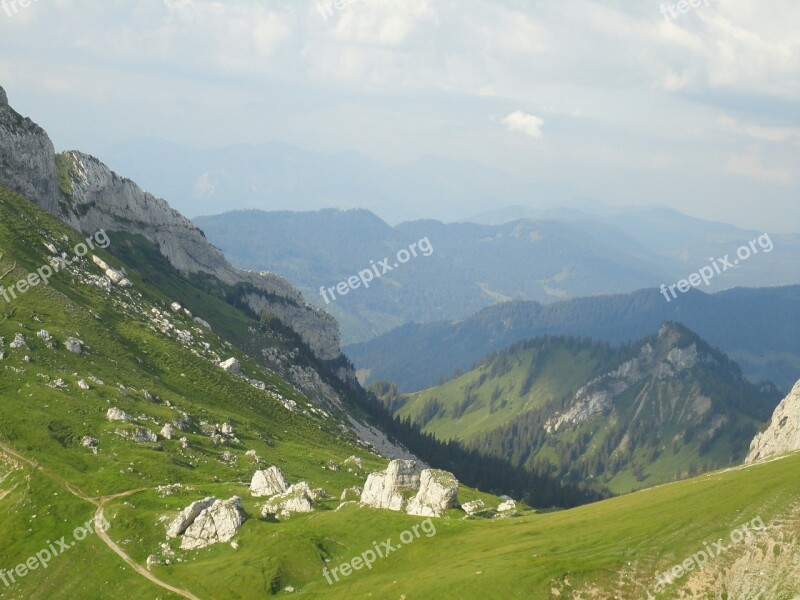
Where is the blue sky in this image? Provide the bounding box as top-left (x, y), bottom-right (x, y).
top-left (0, 0), bottom-right (798, 231)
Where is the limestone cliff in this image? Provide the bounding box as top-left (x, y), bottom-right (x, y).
top-left (0, 84), bottom-right (340, 362)
top-left (746, 379), bottom-right (800, 463)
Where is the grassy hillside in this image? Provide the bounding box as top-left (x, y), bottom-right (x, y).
top-left (378, 331), bottom-right (779, 494)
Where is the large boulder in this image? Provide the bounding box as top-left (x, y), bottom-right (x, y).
top-left (180, 497), bottom-right (246, 550)
top-left (250, 466), bottom-right (289, 497)
top-left (746, 380), bottom-right (800, 463)
top-left (360, 460), bottom-right (421, 511)
top-left (166, 497), bottom-right (217, 538)
top-left (219, 357), bottom-right (241, 374)
top-left (261, 483), bottom-right (315, 519)
top-left (406, 469), bottom-right (459, 517)
top-left (106, 407), bottom-right (132, 422)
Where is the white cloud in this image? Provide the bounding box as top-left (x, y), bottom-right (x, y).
top-left (502, 111), bottom-right (543, 139)
top-left (725, 154), bottom-right (793, 185)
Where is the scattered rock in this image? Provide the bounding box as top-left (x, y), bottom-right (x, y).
top-left (193, 317), bottom-right (211, 330)
top-left (462, 499), bottom-right (486, 516)
top-left (166, 497), bottom-right (217, 538)
top-left (10, 333), bottom-right (28, 350)
top-left (81, 436), bottom-right (99, 454)
top-left (64, 338), bottom-right (83, 354)
top-left (360, 460), bottom-right (421, 511)
top-left (340, 486), bottom-right (362, 502)
top-left (406, 469), bottom-right (459, 517)
top-left (261, 484), bottom-right (315, 519)
top-left (161, 423), bottom-right (175, 440)
top-left (245, 449), bottom-right (262, 464)
top-left (180, 497), bottom-right (246, 550)
top-left (170, 302), bottom-right (182, 313)
top-left (343, 455), bottom-right (363, 471)
top-left (36, 329), bottom-right (52, 341)
top-left (131, 428), bottom-right (158, 444)
top-left (106, 407), bottom-right (132, 423)
top-left (250, 466), bottom-right (290, 498)
top-left (219, 357), bottom-right (241, 374)
top-left (77, 379), bottom-right (90, 390)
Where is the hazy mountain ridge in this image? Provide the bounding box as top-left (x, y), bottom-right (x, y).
top-left (348, 286), bottom-right (800, 393)
top-left (195, 208), bottom-right (678, 344)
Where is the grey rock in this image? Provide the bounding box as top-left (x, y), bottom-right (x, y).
top-left (746, 379), bottom-right (800, 463)
top-left (64, 338), bottom-right (83, 354)
top-left (261, 484), bottom-right (314, 519)
top-left (166, 496), bottom-right (217, 538)
top-left (106, 407), bottom-right (132, 422)
top-left (219, 357), bottom-right (240, 374)
top-left (250, 466), bottom-right (289, 497)
top-left (180, 497), bottom-right (246, 550)
top-left (360, 460), bottom-right (421, 511)
top-left (406, 469), bottom-right (459, 517)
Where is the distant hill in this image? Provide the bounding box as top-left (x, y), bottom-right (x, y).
top-left (346, 286), bottom-right (800, 393)
top-left (194, 208), bottom-right (678, 344)
top-left (374, 323), bottom-right (782, 493)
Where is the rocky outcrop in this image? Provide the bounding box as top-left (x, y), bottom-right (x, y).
top-left (360, 460), bottom-right (422, 511)
top-left (250, 466), bottom-right (289, 497)
top-left (746, 380), bottom-right (800, 463)
top-left (179, 497), bottom-right (246, 550)
top-left (0, 87), bottom-right (342, 363)
top-left (261, 483), bottom-right (315, 519)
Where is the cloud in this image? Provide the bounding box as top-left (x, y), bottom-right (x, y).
top-left (725, 154), bottom-right (793, 185)
top-left (502, 111), bottom-right (544, 139)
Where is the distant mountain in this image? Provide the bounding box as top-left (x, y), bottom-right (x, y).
top-left (374, 323), bottom-right (781, 493)
top-left (346, 286), bottom-right (800, 393)
top-left (466, 204), bottom-right (800, 291)
top-left (101, 138), bottom-right (564, 224)
top-left (194, 208), bottom-right (679, 344)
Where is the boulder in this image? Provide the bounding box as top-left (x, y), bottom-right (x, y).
top-left (746, 379), bottom-right (800, 463)
top-left (261, 483), bottom-right (314, 519)
top-left (161, 423), bottom-right (175, 440)
top-left (92, 255), bottom-right (110, 271)
top-left (166, 497), bottom-right (217, 538)
top-left (64, 338), bottom-right (83, 354)
top-left (132, 428), bottom-right (158, 443)
top-left (170, 302), bottom-right (182, 313)
top-left (406, 469), bottom-right (459, 517)
top-left (36, 329), bottom-right (52, 341)
top-left (250, 466), bottom-right (289, 497)
top-left (10, 333), bottom-right (28, 350)
top-left (219, 357), bottom-right (241, 374)
top-left (360, 459), bottom-right (421, 511)
top-left (77, 379), bottom-right (90, 390)
top-left (180, 497), bottom-right (246, 550)
top-left (106, 407), bottom-right (132, 422)
top-left (193, 317), bottom-right (211, 330)
top-left (462, 499), bottom-right (486, 516)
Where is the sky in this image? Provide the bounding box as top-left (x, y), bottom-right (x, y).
top-left (0, 0), bottom-right (798, 232)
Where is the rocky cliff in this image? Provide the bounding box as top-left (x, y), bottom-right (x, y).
top-left (746, 379), bottom-right (800, 463)
top-left (0, 84), bottom-right (340, 362)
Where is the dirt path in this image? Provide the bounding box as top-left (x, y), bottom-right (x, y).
top-left (0, 443), bottom-right (202, 600)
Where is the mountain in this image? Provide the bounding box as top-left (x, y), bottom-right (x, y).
top-left (747, 380), bottom-right (800, 463)
top-left (346, 286), bottom-right (800, 393)
top-left (101, 137), bottom-right (561, 225)
top-left (466, 204), bottom-right (800, 291)
top-left (2, 83), bottom-right (800, 599)
top-left (194, 208), bottom-right (678, 344)
top-left (374, 323), bottom-right (781, 493)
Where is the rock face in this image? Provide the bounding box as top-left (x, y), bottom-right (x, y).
top-left (261, 483), bottom-right (315, 519)
top-left (166, 497), bottom-right (217, 538)
top-left (250, 466), bottom-right (289, 497)
top-left (0, 89), bottom-right (342, 363)
top-left (179, 497), bottom-right (246, 550)
top-left (746, 380), bottom-right (800, 463)
top-left (360, 460), bottom-right (422, 511)
top-left (406, 469), bottom-right (459, 517)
